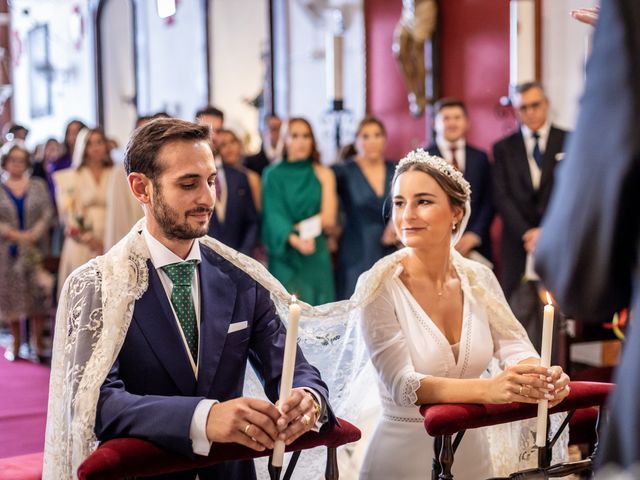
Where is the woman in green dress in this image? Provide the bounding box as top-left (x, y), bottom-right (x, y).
top-left (261, 117), bottom-right (337, 304)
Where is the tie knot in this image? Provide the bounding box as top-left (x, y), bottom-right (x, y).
top-left (162, 261), bottom-right (197, 286)
top-left (532, 131), bottom-right (540, 140)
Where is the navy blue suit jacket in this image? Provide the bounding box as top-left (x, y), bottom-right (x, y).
top-left (426, 143), bottom-right (494, 260)
top-left (95, 242), bottom-right (332, 480)
top-left (207, 165), bottom-right (258, 256)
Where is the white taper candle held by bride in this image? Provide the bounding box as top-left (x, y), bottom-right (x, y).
top-left (535, 292), bottom-right (555, 447)
top-left (272, 296), bottom-right (302, 468)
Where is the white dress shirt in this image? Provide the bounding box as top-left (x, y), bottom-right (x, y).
top-left (436, 136), bottom-right (466, 173)
top-left (521, 121), bottom-right (551, 190)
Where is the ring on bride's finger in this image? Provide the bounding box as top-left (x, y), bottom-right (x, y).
top-left (519, 385), bottom-right (523, 395)
top-left (244, 423), bottom-right (252, 435)
top-left (301, 413), bottom-right (311, 426)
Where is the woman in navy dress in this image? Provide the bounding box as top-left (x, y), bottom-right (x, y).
top-left (333, 117), bottom-right (397, 299)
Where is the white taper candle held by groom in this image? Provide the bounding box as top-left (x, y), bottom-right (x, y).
top-left (535, 292), bottom-right (555, 447)
top-left (272, 296), bottom-right (302, 468)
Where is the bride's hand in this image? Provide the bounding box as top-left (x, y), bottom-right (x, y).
top-left (547, 365), bottom-right (570, 408)
top-left (487, 364), bottom-right (555, 404)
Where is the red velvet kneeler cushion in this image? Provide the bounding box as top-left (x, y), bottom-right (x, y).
top-left (420, 381), bottom-right (613, 436)
top-left (77, 418), bottom-right (361, 480)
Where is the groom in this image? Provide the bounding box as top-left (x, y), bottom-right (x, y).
top-left (95, 118), bottom-right (333, 479)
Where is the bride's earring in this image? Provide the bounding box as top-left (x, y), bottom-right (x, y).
top-left (452, 222), bottom-right (457, 232)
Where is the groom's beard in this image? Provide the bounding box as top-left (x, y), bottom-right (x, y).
top-left (151, 184), bottom-right (213, 240)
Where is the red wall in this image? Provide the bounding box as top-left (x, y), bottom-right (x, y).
top-left (364, 0), bottom-right (428, 161)
top-left (365, 0), bottom-right (515, 157)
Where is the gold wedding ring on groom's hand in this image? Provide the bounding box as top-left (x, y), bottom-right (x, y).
top-left (244, 423), bottom-right (252, 435)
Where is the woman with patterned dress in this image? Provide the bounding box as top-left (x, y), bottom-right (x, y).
top-left (261, 118), bottom-right (337, 305)
top-left (0, 141), bottom-right (54, 361)
top-left (333, 117), bottom-right (397, 300)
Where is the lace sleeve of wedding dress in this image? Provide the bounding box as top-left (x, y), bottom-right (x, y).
top-left (360, 282), bottom-right (428, 407)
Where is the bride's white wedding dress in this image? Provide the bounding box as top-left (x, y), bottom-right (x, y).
top-left (359, 264), bottom-right (538, 479)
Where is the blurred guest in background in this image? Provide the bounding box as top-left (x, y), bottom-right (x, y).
top-left (426, 98), bottom-right (494, 264)
top-left (196, 115), bottom-right (259, 257)
top-left (245, 113), bottom-right (283, 175)
top-left (217, 128), bottom-right (262, 212)
top-left (54, 128), bottom-right (116, 296)
top-left (52, 119), bottom-right (87, 172)
top-left (493, 82), bottom-right (568, 349)
top-left (262, 118), bottom-right (337, 304)
top-left (32, 138), bottom-right (62, 203)
top-left (333, 116), bottom-right (396, 299)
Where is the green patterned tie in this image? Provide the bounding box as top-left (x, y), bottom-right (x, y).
top-left (162, 261), bottom-right (199, 363)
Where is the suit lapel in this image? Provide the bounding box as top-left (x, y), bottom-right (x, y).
top-left (196, 249), bottom-right (237, 396)
top-left (134, 262), bottom-right (197, 395)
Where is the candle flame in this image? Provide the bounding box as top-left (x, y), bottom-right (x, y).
top-left (546, 291), bottom-right (553, 306)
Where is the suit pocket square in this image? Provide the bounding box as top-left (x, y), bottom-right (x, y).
top-left (227, 321), bottom-right (248, 333)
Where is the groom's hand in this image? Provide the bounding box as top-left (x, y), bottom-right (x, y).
top-left (205, 397), bottom-right (280, 451)
top-left (276, 388), bottom-right (320, 445)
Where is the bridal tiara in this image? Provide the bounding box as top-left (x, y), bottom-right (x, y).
top-left (396, 148), bottom-right (472, 198)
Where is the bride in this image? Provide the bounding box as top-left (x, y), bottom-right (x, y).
top-left (358, 151), bottom-right (570, 479)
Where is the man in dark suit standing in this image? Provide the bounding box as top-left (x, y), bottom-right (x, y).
top-left (426, 98), bottom-right (494, 262)
top-left (196, 108), bottom-right (259, 256)
top-left (245, 114), bottom-right (283, 176)
top-left (493, 82), bottom-right (568, 347)
top-left (537, 1), bottom-right (640, 472)
top-left (95, 119), bottom-right (332, 480)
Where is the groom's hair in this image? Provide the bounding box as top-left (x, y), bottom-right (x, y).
top-left (125, 118), bottom-right (209, 181)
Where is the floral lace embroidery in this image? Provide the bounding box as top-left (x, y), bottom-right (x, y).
top-left (400, 371), bottom-right (425, 407)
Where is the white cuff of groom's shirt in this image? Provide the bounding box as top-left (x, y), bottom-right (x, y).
top-left (190, 399), bottom-right (218, 456)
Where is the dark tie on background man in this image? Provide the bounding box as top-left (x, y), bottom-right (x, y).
top-left (532, 132), bottom-right (542, 168)
top-left (450, 144), bottom-right (460, 170)
top-left (162, 261), bottom-right (199, 363)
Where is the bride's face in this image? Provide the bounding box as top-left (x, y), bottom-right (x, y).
top-left (392, 169), bottom-right (461, 249)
